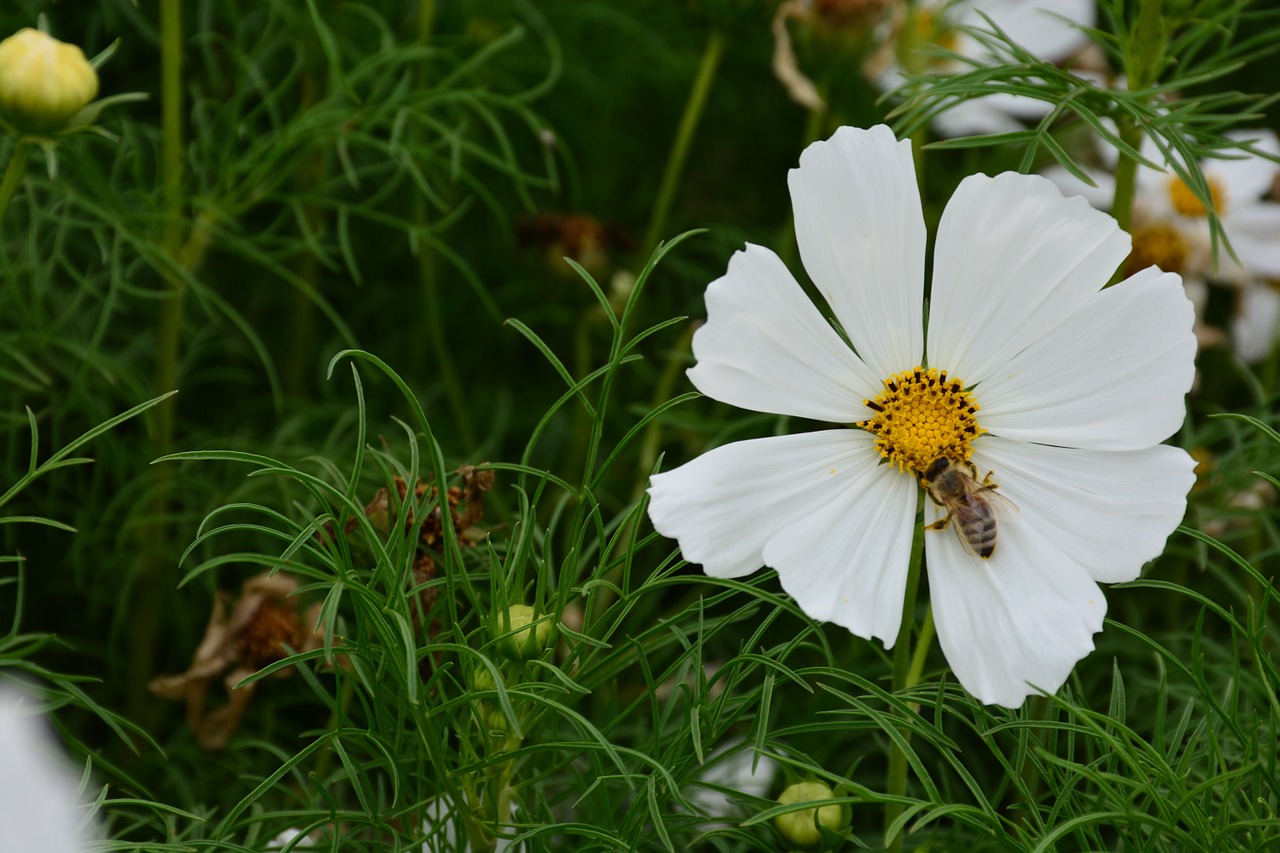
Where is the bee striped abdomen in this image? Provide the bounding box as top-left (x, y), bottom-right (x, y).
top-left (954, 501), bottom-right (998, 558)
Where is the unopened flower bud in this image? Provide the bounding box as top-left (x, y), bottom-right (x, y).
top-left (491, 604), bottom-right (552, 661)
top-left (0, 28), bottom-right (98, 135)
top-left (774, 781), bottom-right (849, 850)
top-left (470, 665), bottom-right (498, 693)
top-left (484, 708), bottom-right (522, 752)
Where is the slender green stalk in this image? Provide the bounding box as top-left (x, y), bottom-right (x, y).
top-left (642, 28), bottom-right (725, 253)
top-left (1110, 116), bottom-right (1145, 236)
top-left (1105, 116), bottom-right (1146, 287)
top-left (885, 494), bottom-right (927, 853)
top-left (906, 605), bottom-right (934, 694)
top-left (285, 69), bottom-right (326, 399)
top-left (414, 0), bottom-right (474, 448)
top-left (155, 0), bottom-right (186, 444)
top-left (127, 0), bottom-right (186, 717)
top-left (0, 140), bottom-right (32, 224)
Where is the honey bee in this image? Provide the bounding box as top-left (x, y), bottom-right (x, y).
top-left (919, 457), bottom-right (1014, 559)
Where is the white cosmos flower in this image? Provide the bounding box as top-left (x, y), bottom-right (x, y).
top-left (647, 125), bottom-right (1198, 708)
top-left (876, 0), bottom-right (1095, 137)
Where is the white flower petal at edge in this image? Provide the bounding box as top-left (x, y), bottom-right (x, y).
top-left (1233, 284), bottom-right (1280, 363)
top-left (925, 497), bottom-right (1106, 708)
top-left (420, 795), bottom-right (518, 853)
top-left (0, 685), bottom-right (101, 853)
top-left (971, 438), bottom-right (1196, 584)
top-left (648, 430), bottom-right (916, 647)
top-left (1040, 163), bottom-right (1117, 210)
top-left (687, 742), bottom-right (777, 818)
top-left (977, 266), bottom-right (1196, 450)
top-left (955, 0), bottom-right (1096, 61)
top-left (1215, 128), bottom-right (1280, 206)
top-left (1223, 202), bottom-right (1280, 279)
top-left (688, 243), bottom-right (880, 422)
top-left (927, 172), bottom-right (1131, 385)
top-left (788, 124), bottom-right (925, 379)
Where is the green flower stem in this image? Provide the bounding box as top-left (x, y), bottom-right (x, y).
top-left (155, 0), bottom-right (186, 445)
top-left (1106, 116), bottom-right (1145, 287)
top-left (642, 28), bottom-right (725, 253)
top-left (1110, 116), bottom-right (1145, 236)
top-left (906, 604), bottom-right (934, 696)
top-left (127, 0), bottom-right (186, 718)
top-left (285, 67), bottom-right (326, 400)
top-left (885, 492), bottom-right (927, 853)
top-left (414, 0), bottom-right (474, 448)
top-left (0, 140), bottom-right (32, 224)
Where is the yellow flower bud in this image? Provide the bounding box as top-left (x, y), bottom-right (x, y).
top-left (774, 781), bottom-right (850, 851)
top-left (0, 28), bottom-right (98, 135)
top-left (491, 604), bottom-right (552, 662)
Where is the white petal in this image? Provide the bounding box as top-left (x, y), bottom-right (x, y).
top-left (928, 172), bottom-right (1132, 385)
top-left (269, 829), bottom-right (318, 849)
top-left (931, 96), bottom-right (1028, 139)
top-left (689, 742), bottom-right (777, 817)
top-left (763, 445), bottom-right (918, 647)
top-left (0, 686), bottom-right (100, 853)
top-left (925, 496), bottom-right (1105, 708)
top-left (1041, 163), bottom-right (1116, 210)
top-left (1223, 203), bottom-right (1280, 279)
top-left (688, 244), bottom-right (879, 422)
top-left (1232, 283), bottom-right (1280, 364)
top-left (977, 266), bottom-right (1195, 450)
top-left (972, 437), bottom-right (1194, 584)
top-left (1213, 129), bottom-right (1280, 206)
top-left (960, 0), bottom-right (1095, 60)
top-left (789, 125), bottom-right (926, 378)
top-left (648, 430), bottom-right (917, 647)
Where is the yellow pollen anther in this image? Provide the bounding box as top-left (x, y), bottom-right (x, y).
top-left (1167, 174), bottom-right (1226, 217)
top-left (1126, 222), bottom-right (1188, 277)
top-left (858, 366), bottom-right (982, 474)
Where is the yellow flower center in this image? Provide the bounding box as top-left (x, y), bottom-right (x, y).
top-left (859, 367), bottom-right (982, 474)
top-left (910, 9), bottom-right (958, 52)
top-left (1125, 222), bottom-right (1188, 277)
top-left (1167, 174), bottom-right (1226, 217)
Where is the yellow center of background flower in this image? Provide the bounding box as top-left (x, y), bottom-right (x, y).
top-left (910, 9), bottom-right (958, 52)
top-left (859, 367), bottom-right (982, 474)
top-left (1167, 174), bottom-right (1226, 217)
top-left (1125, 222), bottom-right (1188, 277)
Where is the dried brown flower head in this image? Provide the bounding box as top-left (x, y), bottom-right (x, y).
top-left (339, 466), bottom-right (494, 678)
top-left (149, 572), bottom-right (323, 750)
top-left (516, 212), bottom-right (633, 278)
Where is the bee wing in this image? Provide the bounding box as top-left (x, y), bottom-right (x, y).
top-left (983, 486), bottom-right (1019, 517)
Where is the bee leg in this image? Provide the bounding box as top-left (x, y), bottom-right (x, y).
top-left (980, 470), bottom-right (999, 490)
top-left (925, 515), bottom-right (952, 531)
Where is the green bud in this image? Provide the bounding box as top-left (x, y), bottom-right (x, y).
top-left (774, 781), bottom-right (849, 851)
top-left (484, 708), bottom-right (522, 752)
top-left (491, 604), bottom-right (552, 662)
top-left (469, 665), bottom-right (498, 693)
top-left (0, 28), bottom-right (98, 135)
